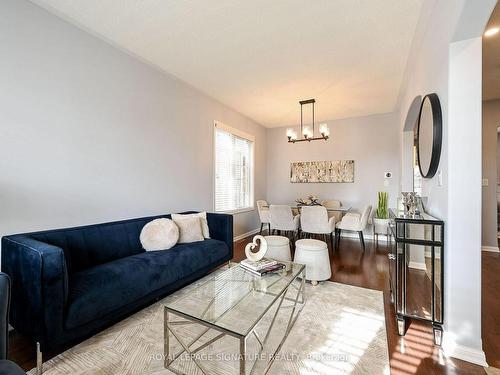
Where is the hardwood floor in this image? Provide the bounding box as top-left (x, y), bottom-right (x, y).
top-left (8, 235), bottom-right (492, 374)
top-left (482, 250), bottom-right (500, 368)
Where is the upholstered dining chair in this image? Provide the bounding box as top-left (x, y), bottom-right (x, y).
top-left (269, 205), bottom-right (300, 240)
top-left (300, 206), bottom-right (336, 248)
top-left (256, 200), bottom-right (270, 234)
top-left (321, 199), bottom-right (342, 223)
top-left (335, 205), bottom-right (372, 251)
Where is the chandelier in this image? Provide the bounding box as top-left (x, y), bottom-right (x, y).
top-left (286, 99), bottom-right (330, 143)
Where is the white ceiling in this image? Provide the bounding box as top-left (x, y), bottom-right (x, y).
top-left (484, 2), bottom-right (500, 101)
top-left (30, 0), bottom-right (423, 127)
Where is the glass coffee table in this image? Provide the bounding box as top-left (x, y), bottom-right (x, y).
top-left (164, 261), bottom-right (306, 375)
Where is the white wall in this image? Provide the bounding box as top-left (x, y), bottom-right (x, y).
top-left (447, 36), bottom-right (485, 363)
top-left (397, 0), bottom-right (496, 365)
top-left (266, 112), bottom-right (400, 229)
top-left (482, 99), bottom-right (500, 249)
top-left (0, 0), bottom-right (267, 239)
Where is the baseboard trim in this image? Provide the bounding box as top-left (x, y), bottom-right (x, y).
top-left (408, 261), bottom-right (427, 271)
top-left (233, 228), bottom-right (260, 242)
top-left (234, 229), bottom-right (389, 243)
top-left (340, 231), bottom-right (389, 242)
top-left (481, 246), bottom-right (500, 253)
top-left (442, 334), bottom-right (488, 367)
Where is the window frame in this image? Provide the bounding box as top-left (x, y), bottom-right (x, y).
top-left (213, 121), bottom-right (255, 214)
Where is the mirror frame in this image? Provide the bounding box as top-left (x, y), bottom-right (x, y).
top-left (416, 93), bottom-right (442, 178)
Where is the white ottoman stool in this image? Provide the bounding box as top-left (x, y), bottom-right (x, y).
top-left (293, 239), bottom-right (331, 285)
top-left (264, 235), bottom-right (292, 262)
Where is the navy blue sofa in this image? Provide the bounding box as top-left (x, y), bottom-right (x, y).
top-left (1, 212), bottom-right (233, 353)
top-left (0, 273), bottom-right (25, 375)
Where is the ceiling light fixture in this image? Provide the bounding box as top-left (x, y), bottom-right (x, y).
top-left (484, 27), bottom-right (499, 37)
top-left (287, 99), bottom-right (329, 143)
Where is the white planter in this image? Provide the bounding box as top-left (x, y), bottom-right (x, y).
top-left (373, 218), bottom-right (389, 235)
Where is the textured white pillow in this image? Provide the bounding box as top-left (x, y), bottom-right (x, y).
top-left (140, 218), bottom-right (179, 251)
top-left (171, 212), bottom-right (210, 239)
top-left (172, 216), bottom-right (204, 243)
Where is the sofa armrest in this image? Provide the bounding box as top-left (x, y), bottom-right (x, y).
top-left (206, 213), bottom-right (233, 258)
top-left (1, 235), bottom-right (68, 349)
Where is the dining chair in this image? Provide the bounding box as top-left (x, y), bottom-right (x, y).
top-left (256, 200), bottom-right (270, 234)
top-left (335, 205), bottom-right (372, 251)
top-left (321, 199), bottom-right (342, 223)
top-left (269, 205), bottom-right (300, 240)
top-left (299, 206), bottom-right (335, 248)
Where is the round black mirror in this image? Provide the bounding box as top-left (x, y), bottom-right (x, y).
top-left (417, 93), bottom-right (442, 178)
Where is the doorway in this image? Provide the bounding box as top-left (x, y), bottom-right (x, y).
top-left (482, 2), bottom-right (500, 368)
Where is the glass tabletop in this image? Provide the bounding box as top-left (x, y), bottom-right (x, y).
top-left (263, 204), bottom-right (350, 212)
top-left (165, 261), bottom-right (305, 337)
top-left (389, 208), bottom-right (443, 223)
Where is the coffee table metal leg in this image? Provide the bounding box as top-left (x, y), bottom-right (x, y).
top-left (300, 268), bottom-right (306, 304)
top-left (240, 336), bottom-right (246, 375)
top-left (164, 307), bottom-right (170, 367)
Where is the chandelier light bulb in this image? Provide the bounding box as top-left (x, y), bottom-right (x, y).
top-left (303, 126), bottom-right (311, 138)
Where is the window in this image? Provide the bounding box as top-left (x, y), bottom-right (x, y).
top-left (214, 122), bottom-right (254, 213)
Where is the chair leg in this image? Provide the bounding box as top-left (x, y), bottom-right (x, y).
top-left (330, 233), bottom-right (334, 250)
top-left (268, 223), bottom-right (271, 235)
top-left (359, 231), bottom-right (365, 251)
top-left (260, 223), bottom-right (264, 235)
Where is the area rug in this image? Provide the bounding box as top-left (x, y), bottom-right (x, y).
top-left (29, 269), bottom-right (390, 375)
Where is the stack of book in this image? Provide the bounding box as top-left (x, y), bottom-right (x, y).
top-left (239, 258), bottom-right (285, 276)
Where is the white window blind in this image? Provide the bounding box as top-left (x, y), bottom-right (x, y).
top-left (214, 122), bottom-right (254, 212)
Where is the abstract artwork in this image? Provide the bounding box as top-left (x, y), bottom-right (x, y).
top-left (290, 160), bottom-right (354, 183)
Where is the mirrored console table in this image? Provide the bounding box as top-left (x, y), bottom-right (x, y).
top-left (388, 208), bottom-right (444, 345)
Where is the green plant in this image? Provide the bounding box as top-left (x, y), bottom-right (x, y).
top-left (376, 192), bottom-right (388, 219)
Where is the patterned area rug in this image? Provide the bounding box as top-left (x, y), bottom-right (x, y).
top-left (29, 269), bottom-right (389, 375)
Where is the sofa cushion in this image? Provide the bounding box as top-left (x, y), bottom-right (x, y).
top-left (31, 216), bottom-right (171, 273)
top-left (65, 239), bottom-right (229, 329)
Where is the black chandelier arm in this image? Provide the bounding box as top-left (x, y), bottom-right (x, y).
top-left (288, 135), bottom-right (329, 143)
top-left (312, 100), bottom-right (315, 135)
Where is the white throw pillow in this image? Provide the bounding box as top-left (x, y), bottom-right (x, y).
top-left (172, 216), bottom-right (204, 243)
top-left (140, 218), bottom-right (179, 251)
top-left (171, 212), bottom-right (210, 239)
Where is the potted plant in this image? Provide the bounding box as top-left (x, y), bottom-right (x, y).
top-left (373, 192), bottom-right (389, 235)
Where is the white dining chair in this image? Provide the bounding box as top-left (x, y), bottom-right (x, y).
top-left (321, 199), bottom-right (342, 223)
top-left (269, 205), bottom-right (300, 240)
top-left (300, 206), bottom-right (335, 248)
top-left (256, 200), bottom-right (270, 234)
top-left (335, 205), bottom-right (372, 251)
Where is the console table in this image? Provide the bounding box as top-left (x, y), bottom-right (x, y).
top-left (388, 208), bottom-right (444, 345)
